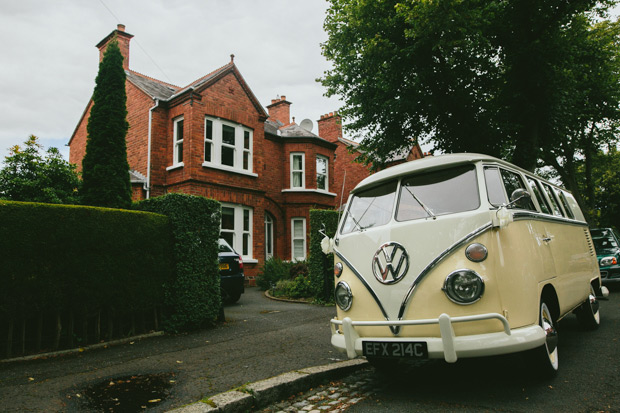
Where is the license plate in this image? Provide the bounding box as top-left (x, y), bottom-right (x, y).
top-left (362, 341), bottom-right (428, 358)
top-left (219, 263), bottom-right (229, 270)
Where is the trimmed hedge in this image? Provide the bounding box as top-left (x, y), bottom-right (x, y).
top-left (0, 200), bottom-right (173, 355)
top-left (308, 209), bottom-right (340, 302)
top-left (135, 193), bottom-right (221, 332)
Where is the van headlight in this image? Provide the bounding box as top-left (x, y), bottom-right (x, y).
top-left (335, 281), bottom-right (353, 311)
top-left (442, 270), bottom-right (485, 305)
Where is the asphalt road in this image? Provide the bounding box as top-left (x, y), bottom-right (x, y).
top-left (0, 287), bottom-right (340, 412)
top-left (345, 288), bottom-right (620, 412)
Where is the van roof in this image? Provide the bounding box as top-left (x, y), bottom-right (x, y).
top-left (353, 153), bottom-right (533, 193)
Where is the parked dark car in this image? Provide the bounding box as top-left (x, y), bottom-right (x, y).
top-left (218, 238), bottom-right (244, 303)
top-left (591, 228), bottom-right (620, 286)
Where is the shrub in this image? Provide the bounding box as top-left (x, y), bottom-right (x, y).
top-left (309, 209), bottom-right (340, 302)
top-left (0, 200), bottom-right (173, 356)
top-left (134, 193), bottom-right (221, 332)
top-left (257, 257), bottom-right (292, 291)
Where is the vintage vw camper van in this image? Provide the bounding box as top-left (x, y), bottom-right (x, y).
top-left (326, 153), bottom-right (605, 373)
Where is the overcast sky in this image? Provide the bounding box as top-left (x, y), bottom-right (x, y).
top-left (0, 0), bottom-right (338, 162)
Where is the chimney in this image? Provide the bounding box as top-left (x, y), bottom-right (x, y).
top-left (266, 95), bottom-right (292, 126)
top-left (96, 24), bottom-right (134, 70)
top-left (317, 112), bottom-right (342, 143)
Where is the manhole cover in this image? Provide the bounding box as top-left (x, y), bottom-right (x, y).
top-left (79, 372), bottom-right (175, 412)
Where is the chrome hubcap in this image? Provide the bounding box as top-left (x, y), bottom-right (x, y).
top-left (541, 303), bottom-right (558, 368)
top-left (589, 286), bottom-right (600, 323)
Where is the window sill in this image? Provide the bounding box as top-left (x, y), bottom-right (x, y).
top-left (282, 188), bottom-right (337, 197)
top-left (243, 259), bottom-right (258, 264)
top-left (166, 163), bottom-right (184, 171)
top-left (202, 162), bottom-right (258, 177)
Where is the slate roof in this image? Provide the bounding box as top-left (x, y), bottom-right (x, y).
top-left (126, 71), bottom-right (178, 100)
top-left (264, 120), bottom-right (337, 148)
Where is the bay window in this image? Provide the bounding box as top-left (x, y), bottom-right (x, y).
top-left (316, 155), bottom-right (328, 191)
top-left (173, 117), bottom-right (184, 166)
top-left (290, 153), bottom-right (305, 188)
top-left (204, 116), bottom-right (254, 175)
top-left (220, 203), bottom-right (253, 260)
top-left (291, 217), bottom-right (306, 261)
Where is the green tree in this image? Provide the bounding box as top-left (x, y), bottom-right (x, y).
top-left (579, 146), bottom-right (620, 230)
top-left (0, 135), bottom-right (80, 204)
top-left (81, 40), bottom-right (132, 209)
top-left (320, 0), bottom-right (620, 175)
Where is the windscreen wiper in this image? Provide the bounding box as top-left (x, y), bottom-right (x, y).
top-left (404, 186), bottom-right (436, 219)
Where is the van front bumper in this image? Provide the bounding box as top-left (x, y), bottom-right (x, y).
top-left (330, 313), bottom-right (546, 363)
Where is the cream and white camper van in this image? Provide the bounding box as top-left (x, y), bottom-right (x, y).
top-left (325, 153), bottom-right (605, 373)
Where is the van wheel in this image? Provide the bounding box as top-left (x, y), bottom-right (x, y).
top-left (575, 284), bottom-right (600, 330)
top-left (530, 301), bottom-right (559, 376)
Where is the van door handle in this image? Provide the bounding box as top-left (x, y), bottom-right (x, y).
top-left (542, 236), bottom-right (552, 243)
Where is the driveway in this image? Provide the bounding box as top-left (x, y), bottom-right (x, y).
top-left (0, 288), bottom-right (340, 412)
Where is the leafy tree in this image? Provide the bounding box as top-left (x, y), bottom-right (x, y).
top-left (81, 40), bottom-right (132, 209)
top-left (579, 146), bottom-right (620, 230)
top-left (0, 135), bottom-right (80, 204)
top-left (320, 0), bottom-right (620, 176)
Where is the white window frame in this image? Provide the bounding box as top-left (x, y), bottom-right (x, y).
top-left (203, 116), bottom-right (256, 177)
top-left (290, 152), bottom-right (305, 189)
top-left (172, 116), bottom-right (184, 167)
top-left (316, 155), bottom-right (329, 192)
top-left (265, 212), bottom-right (274, 260)
top-left (291, 217), bottom-right (306, 261)
top-left (205, 118), bottom-right (213, 163)
top-left (220, 203), bottom-right (254, 261)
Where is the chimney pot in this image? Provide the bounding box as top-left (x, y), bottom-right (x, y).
top-left (117, 24), bottom-right (125, 32)
top-left (281, 95), bottom-right (286, 101)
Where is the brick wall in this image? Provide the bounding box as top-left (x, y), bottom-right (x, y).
top-left (68, 101), bottom-right (92, 169)
top-left (266, 96), bottom-right (291, 125)
top-left (97, 24), bottom-right (133, 70)
top-left (317, 113), bottom-right (371, 202)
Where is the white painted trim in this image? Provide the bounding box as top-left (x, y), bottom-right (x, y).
top-left (202, 162), bottom-right (258, 177)
top-left (282, 188), bottom-right (337, 197)
top-left (166, 162), bottom-right (184, 171)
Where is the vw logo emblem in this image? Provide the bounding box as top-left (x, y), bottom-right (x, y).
top-left (372, 242), bottom-right (409, 284)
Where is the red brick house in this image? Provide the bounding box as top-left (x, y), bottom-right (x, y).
top-left (69, 25), bottom-right (422, 282)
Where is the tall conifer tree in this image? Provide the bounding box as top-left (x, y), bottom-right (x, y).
top-left (81, 40), bottom-right (132, 208)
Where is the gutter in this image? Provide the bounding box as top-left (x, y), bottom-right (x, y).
top-left (146, 98), bottom-right (160, 199)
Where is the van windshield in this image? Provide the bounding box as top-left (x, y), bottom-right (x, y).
top-left (396, 165), bottom-right (480, 221)
top-left (341, 181), bottom-right (397, 234)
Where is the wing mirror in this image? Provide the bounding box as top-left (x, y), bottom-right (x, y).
top-left (492, 189), bottom-right (531, 229)
top-left (509, 188), bottom-right (531, 208)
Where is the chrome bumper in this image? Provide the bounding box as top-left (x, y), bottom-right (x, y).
top-left (330, 313), bottom-right (546, 363)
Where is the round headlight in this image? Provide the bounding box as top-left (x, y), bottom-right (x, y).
top-left (465, 243), bottom-right (488, 262)
top-left (335, 281), bottom-right (353, 311)
top-left (443, 270), bottom-right (485, 305)
top-left (334, 262), bottom-right (343, 278)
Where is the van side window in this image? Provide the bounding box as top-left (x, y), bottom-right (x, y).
top-left (483, 167), bottom-right (507, 206)
top-left (558, 191), bottom-right (575, 219)
top-left (396, 165), bottom-right (479, 221)
top-left (341, 181), bottom-right (397, 234)
top-left (526, 177), bottom-right (551, 214)
top-left (499, 169), bottom-right (536, 211)
top-left (542, 183), bottom-right (564, 217)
